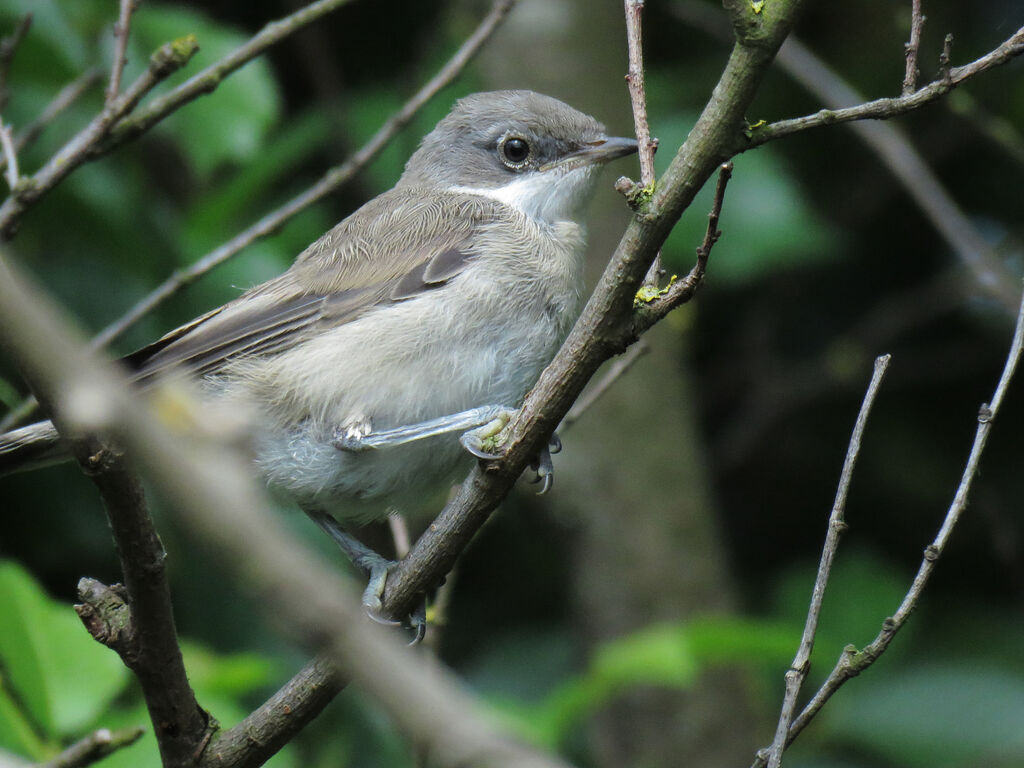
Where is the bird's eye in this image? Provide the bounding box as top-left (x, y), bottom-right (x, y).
top-left (499, 136), bottom-right (531, 169)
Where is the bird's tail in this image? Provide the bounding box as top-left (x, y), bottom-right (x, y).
top-left (0, 420), bottom-right (66, 476)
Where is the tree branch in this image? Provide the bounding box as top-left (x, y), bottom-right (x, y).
top-left (751, 283), bottom-right (1024, 767)
top-left (57, 453), bottom-right (209, 762)
top-left (0, 37), bottom-right (199, 239)
top-left (381, 0), bottom-right (811, 623)
top-left (106, 0), bottom-right (140, 106)
top-left (673, 0), bottom-right (1021, 314)
top-left (901, 0), bottom-right (925, 95)
top-left (762, 354), bottom-right (891, 768)
top-left (93, 0), bottom-right (517, 350)
top-left (0, 254), bottom-right (577, 768)
top-left (198, 655), bottom-right (344, 768)
top-left (94, 0), bottom-right (358, 155)
top-left (743, 24), bottom-right (1024, 150)
top-left (14, 69), bottom-right (103, 154)
top-left (36, 727), bottom-right (144, 768)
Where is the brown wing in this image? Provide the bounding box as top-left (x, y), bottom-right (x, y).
top-left (124, 188), bottom-right (501, 383)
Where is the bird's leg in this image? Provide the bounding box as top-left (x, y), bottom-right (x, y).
top-left (333, 404), bottom-right (562, 490)
top-left (304, 507), bottom-right (426, 643)
top-left (333, 404), bottom-right (517, 453)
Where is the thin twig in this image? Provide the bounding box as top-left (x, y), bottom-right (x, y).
top-left (36, 727), bottom-right (144, 768)
top-left (672, 1), bottom-right (1021, 314)
top-left (0, 37), bottom-right (199, 239)
top-left (744, 24), bottom-right (1024, 150)
top-left (0, 13), bottom-right (31, 111)
top-left (562, 339), bottom-right (649, 429)
top-left (0, 115), bottom-right (18, 189)
top-left (902, 0), bottom-right (925, 95)
top-left (751, 284), bottom-right (1024, 768)
top-left (13, 69), bottom-right (103, 154)
top-left (762, 354), bottom-right (891, 768)
top-left (624, 0), bottom-right (662, 292)
top-left (633, 161), bottom-right (733, 331)
top-left (92, 0), bottom-right (517, 349)
top-left (107, 0), bottom-right (139, 105)
top-left (389, 510), bottom-right (412, 559)
top-left (95, 0), bottom-right (359, 154)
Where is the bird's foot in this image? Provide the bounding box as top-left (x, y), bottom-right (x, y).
top-left (305, 508), bottom-right (426, 643)
top-left (458, 408), bottom-right (518, 459)
top-left (527, 432), bottom-right (561, 495)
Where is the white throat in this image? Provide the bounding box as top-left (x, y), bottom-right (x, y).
top-left (450, 165), bottom-right (597, 226)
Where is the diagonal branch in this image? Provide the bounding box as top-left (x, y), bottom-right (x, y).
top-left (0, 255), bottom-right (578, 768)
top-left (381, 0), bottom-right (811, 622)
top-left (37, 726), bottom-right (144, 768)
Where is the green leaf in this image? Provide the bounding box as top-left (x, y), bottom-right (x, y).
top-left (0, 561), bottom-right (131, 745)
top-left (130, 5), bottom-right (282, 176)
top-left (0, 562), bottom-right (58, 738)
top-left (655, 114), bottom-right (839, 285)
top-left (821, 663), bottom-right (1024, 767)
top-left (490, 617), bottom-right (799, 749)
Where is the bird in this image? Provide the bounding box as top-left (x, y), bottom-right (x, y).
top-left (0, 90), bottom-right (637, 625)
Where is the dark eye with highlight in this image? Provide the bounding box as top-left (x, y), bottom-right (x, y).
top-left (499, 136), bottom-right (530, 169)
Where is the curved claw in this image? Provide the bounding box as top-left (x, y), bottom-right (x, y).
top-left (459, 409), bottom-right (517, 460)
top-left (459, 431), bottom-right (503, 460)
top-left (531, 444), bottom-right (555, 495)
top-left (548, 432), bottom-right (562, 454)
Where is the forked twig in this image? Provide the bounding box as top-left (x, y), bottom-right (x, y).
top-left (751, 284), bottom-right (1024, 767)
top-left (762, 354), bottom-right (892, 768)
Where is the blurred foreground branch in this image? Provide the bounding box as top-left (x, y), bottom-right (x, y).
top-left (0, 255), bottom-right (577, 768)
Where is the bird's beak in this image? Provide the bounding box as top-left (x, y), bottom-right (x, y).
top-left (540, 136), bottom-right (639, 172)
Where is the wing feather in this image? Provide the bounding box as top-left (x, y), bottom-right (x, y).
top-left (125, 189), bottom-right (504, 383)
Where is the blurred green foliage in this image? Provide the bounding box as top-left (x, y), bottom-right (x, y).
top-left (0, 560), bottom-right (296, 767)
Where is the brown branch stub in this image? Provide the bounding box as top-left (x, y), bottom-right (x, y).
top-left (75, 578), bottom-right (136, 656)
top-left (902, 0), bottom-right (926, 95)
top-left (761, 354), bottom-right (892, 768)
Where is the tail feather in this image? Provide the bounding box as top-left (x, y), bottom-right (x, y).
top-left (0, 421), bottom-right (66, 476)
